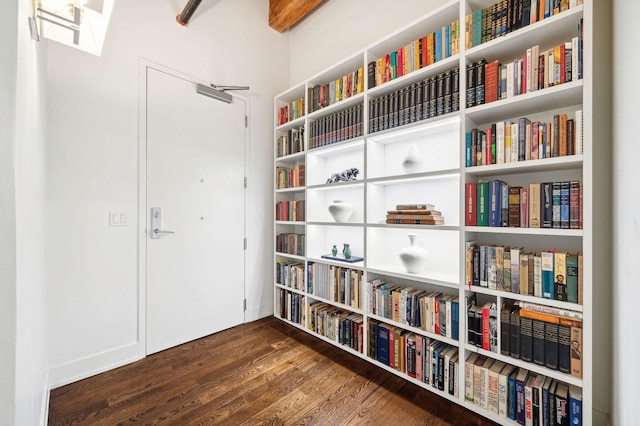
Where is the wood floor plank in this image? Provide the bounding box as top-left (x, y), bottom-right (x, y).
top-left (48, 317), bottom-right (497, 426)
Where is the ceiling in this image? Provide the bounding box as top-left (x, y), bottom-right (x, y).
top-left (268, 0), bottom-right (326, 32)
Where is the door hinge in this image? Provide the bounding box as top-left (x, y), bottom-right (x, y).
top-left (244, 176), bottom-right (247, 188)
top-left (243, 237), bottom-right (247, 250)
top-left (245, 115), bottom-right (248, 128)
top-left (243, 298), bottom-right (247, 311)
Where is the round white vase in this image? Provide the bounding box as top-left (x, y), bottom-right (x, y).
top-left (401, 143), bottom-right (424, 174)
top-left (399, 234), bottom-right (428, 273)
top-left (328, 200), bottom-right (354, 222)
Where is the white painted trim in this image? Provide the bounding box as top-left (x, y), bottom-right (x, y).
top-left (245, 302), bottom-right (274, 323)
top-left (48, 342), bottom-right (142, 389)
top-left (40, 377), bottom-right (50, 426)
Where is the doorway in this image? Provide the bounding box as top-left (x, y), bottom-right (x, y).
top-left (142, 65), bottom-right (247, 355)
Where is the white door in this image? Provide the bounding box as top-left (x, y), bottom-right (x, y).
top-left (145, 67), bottom-right (246, 355)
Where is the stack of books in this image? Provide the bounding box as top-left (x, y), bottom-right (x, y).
top-left (386, 203), bottom-right (444, 225)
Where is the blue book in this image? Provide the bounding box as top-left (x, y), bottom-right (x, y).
top-left (541, 251), bottom-right (554, 299)
top-left (569, 385), bottom-right (583, 426)
top-left (472, 9), bottom-right (483, 47)
top-left (560, 181), bottom-right (570, 229)
top-left (445, 24), bottom-right (451, 58)
top-left (552, 182), bottom-right (561, 228)
top-left (451, 298), bottom-right (459, 340)
top-left (542, 377), bottom-right (553, 426)
top-left (435, 29), bottom-right (442, 62)
top-left (489, 179), bottom-right (502, 227)
top-left (377, 323), bottom-right (390, 366)
top-left (515, 369), bottom-right (530, 425)
top-left (507, 369), bottom-right (518, 420)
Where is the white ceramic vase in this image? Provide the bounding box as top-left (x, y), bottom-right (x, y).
top-left (399, 234), bottom-right (428, 273)
top-left (401, 143), bottom-right (424, 174)
top-left (328, 200), bottom-right (354, 222)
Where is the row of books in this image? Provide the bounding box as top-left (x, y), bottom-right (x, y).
top-left (367, 20), bottom-right (460, 89)
top-left (465, 0), bottom-right (583, 49)
top-left (368, 319), bottom-right (459, 395)
top-left (368, 66), bottom-right (460, 134)
top-left (275, 233), bottom-right (305, 257)
top-left (277, 288), bottom-right (304, 324)
top-left (277, 96), bottom-right (305, 126)
top-left (276, 126), bottom-right (304, 158)
top-left (275, 163), bottom-right (305, 189)
top-left (307, 302), bottom-right (364, 353)
top-left (275, 260), bottom-right (305, 291)
top-left (467, 34), bottom-right (582, 107)
top-left (385, 206), bottom-right (444, 225)
top-left (466, 111), bottom-right (583, 167)
top-left (466, 243), bottom-right (582, 304)
top-left (465, 353), bottom-right (582, 425)
top-left (308, 104), bottom-right (364, 150)
top-left (306, 262), bottom-right (363, 309)
top-left (367, 279), bottom-right (460, 340)
top-left (308, 67), bottom-right (365, 113)
top-left (275, 199), bottom-right (305, 222)
top-left (499, 301), bottom-right (583, 377)
top-left (465, 180), bottom-right (583, 230)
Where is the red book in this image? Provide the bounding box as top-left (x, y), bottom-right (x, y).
top-left (421, 36), bottom-right (428, 68)
top-left (482, 303), bottom-right (491, 351)
top-left (397, 49), bottom-right (404, 78)
top-left (466, 182), bottom-right (477, 226)
top-left (486, 126), bottom-right (493, 165)
top-left (485, 60), bottom-right (500, 103)
top-left (560, 43), bottom-right (566, 84)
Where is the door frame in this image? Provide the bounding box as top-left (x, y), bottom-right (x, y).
top-left (137, 59), bottom-right (250, 358)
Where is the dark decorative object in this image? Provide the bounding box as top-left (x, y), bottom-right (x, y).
top-left (326, 168), bottom-right (359, 184)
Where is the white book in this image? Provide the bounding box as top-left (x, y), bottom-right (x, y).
top-left (498, 364), bottom-right (516, 417)
top-left (496, 121), bottom-right (505, 164)
top-left (501, 64), bottom-right (508, 99)
top-left (548, 49), bottom-right (555, 86)
top-left (572, 37), bottom-right (579, 81)
top-left (506, 62), bottom-right (514, 98)
top-left (511, 121), bottom-right (519, 162)
top-left (531, 45), bottom-right (539, 91)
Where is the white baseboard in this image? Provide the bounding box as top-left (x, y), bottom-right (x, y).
top-left (48, 342), bottom-right (142, 389)
top-left (593, 408), bottom-right (610, 426)
top-left (245, 301), bottom-right (273, 322)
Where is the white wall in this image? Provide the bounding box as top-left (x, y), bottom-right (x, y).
top-left (0, 0), bottom-right (19, 422)
top-left (46, 0), bottom-right (288, 387)
top-left (288, 0), bottom-right (442, 84)
top-left (1, 1), bottom-right (49, 424)
top-left (612, 1), bottom-right (640, 424)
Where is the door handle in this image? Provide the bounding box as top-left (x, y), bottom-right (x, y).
top-left (153, 229), bottom-right (175, 235)
top-left (151, 207), bottom-right (174, 239)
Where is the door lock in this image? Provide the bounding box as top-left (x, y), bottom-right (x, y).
top-left (151, 207), bottom-right (174, 239)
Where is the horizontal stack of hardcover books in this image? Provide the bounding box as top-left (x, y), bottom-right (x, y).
top-left (386, 203), bottom-right (444, 225)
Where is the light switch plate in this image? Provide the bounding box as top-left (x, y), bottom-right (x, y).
top-left (109, 211), bottom-right (128, 226)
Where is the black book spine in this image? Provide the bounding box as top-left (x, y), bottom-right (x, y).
top-left (452, 66), bottom-right (460, 112)
top-left (443, 70), bottom-right (452, 115)
top-left (519, 316), bottom-right (533, 362)
top-left (501, 307), bottom-right (511, 355)
top-left (510, 308), bottom-right (521, 359)
top-left (422, 78), bottom-right (430, 119)
top-left (468, 308), bottom-right (477, 346)
top-left (532, 318), bottom-right (546, 365)
top-left (558, 323), bottom-right (571, 374)
top-left (367, 61), bottom-right (376, 89)
top-left (544, 322), bottom-right (559, 370)
top-left (428, 75), bottom-right (437, 118)
top-left (436, 72), bottom-right (445, 117)
top-left (466, 63), bottom-right (476, 108)
top-left (475, 59), bottom-right (487, 106)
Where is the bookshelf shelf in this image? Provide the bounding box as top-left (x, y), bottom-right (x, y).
top-left (274, 2), bottom-right (604, 424)
top-left (469, 285), bottom-right (584, 312)
top-left (465, 345), bottom-right (583, 388)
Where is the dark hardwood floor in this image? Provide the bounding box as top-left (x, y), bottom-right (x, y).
top-left (48, 316), bottom-right (497, 425)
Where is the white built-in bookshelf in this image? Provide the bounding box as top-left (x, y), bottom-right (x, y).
top-left (274, 1), bottom-right (609, 424)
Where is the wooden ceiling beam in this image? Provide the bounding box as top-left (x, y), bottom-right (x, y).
top-left (269, 0), bottom-right (325, 33)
